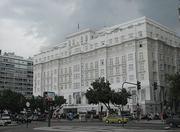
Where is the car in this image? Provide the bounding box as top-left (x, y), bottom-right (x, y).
top-left (1, 114), bottom-right (11, 124)
top-left (166, 115), bottom-right (180, 127)
top-left (0, 119), bottom-right (7, 126)
top-left (103, 115), bottom-right (128, 124)
top-left (37, 114), bottom-right (46, 121)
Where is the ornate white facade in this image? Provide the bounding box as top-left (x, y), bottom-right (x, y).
top-left (33, 17), bottom-right (180, 114)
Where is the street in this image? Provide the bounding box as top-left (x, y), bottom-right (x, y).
top-left (0, 120), bottom-right (180, 132)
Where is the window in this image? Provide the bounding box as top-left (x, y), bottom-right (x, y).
top-left (116, 67), bottom-right (120, 74)
top-left (138, 31), bottom-right (143, 37)
top-left (160, 64), bottom-right (163, 71)
top-left (128, 33), bottom-right (133, 39)
top-left (81, 36), bottom-right (83, 43)
top-left (139, 62), bottom-right (144, 71)
top-left (100, 59), bottom-right (104, 65)
top-left (85, 63), bottom-right (88, 70)
top-left (128, 64), bottom-right (134, 71)
top-left (109, 39), bottom-right (112, 44)
top-left (122, 76), bottom-right (126, 82)
top-left (69, 83), bottom-right (72, 89)
top-left (116, 76), bottom-right (120, 83)
top-left (115, 37), bottom-right (118, 43)
top-left (95, 70), bottom-right (99, 78)
top-left (90, 62), bottom-right (93, 69)
top-left (140, 73), bottom-right (144, 80)
top-left (69, 67), bottom-right (72, 73)
top-left (121, 35), bottom-right (125, 41)
top-left (122, 66), bottom-right (126, 74)
top-left (73, 64), bottom-right (80, 72)
top-left (110, 77), bottom-right (114, 84)
top-left (81, 81), bottom-right (84, 86)
top-left (95, 61), bottom-right (98, 69)
top-left (128, 53), bottom-right (133, 61)
top-left (109, 58), bottom-right (113, 66)
top-left (122, 55), bottom-right (126, 63)
top-left (65, 68), bottom-right (67, 74)
top-left (139, 52), bottom-right (143, 60)
top-left (90, 44), bottom-right (93, 49)
top-left (73, 82), bottom-right (80, 89)
top-left (73, 73), bottom-right (80, 79)
top-left (100, 69), bottom-right (104, 76)
top-left (129, 75), bottom-right (134, 81)
top-left (115, 57), bottom-right (119, 65)
top-left (109, 67), bottom-right (113, 75)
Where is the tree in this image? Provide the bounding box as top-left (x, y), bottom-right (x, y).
top-left (54, 95), bottom-right (66, 108)
top-left (85, 77), bottom-right (114, 111)
top-left (0, 90), bottom-right (26, 113)
top-left (166, 73), bottom-right (180, 113)
top-left (27, 95), bottom-right (46, 114)
top-left (111, 88), bottom-right (131, 112)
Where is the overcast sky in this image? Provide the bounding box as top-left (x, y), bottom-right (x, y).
top-left (0, 0), bottom-right (179, 58)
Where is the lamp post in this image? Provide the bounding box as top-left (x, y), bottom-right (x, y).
top-left (26, 101), bottom-right (30, 128)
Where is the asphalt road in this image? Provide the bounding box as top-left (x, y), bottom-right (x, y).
top-left (0, 120), bottom-right (179, 132)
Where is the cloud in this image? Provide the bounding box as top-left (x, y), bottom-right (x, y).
top-left (0, 19), bottom-right (46, 57)
top-left (136, 0), bottom-right (180, 34)
top-left (0, 0), bottom-right (179, 57)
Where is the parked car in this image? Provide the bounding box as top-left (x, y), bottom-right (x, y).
top-left (15, 114), bottom-right (32, 124)
top-left (1, 114), bottom-right (11, 124)
top-left (166, 115), bottom-right (180, 127)
top-left (37, 114), bottom-right (46, 121)
top-left (0, 119), bottom-right (7, 126)
top-left (103, 115), bottom-right (128, 124)
top-left (121, 111), bottom-right (133, 120)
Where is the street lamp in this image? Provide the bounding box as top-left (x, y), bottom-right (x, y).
top-left (26, 101), bottom-right (30, 128)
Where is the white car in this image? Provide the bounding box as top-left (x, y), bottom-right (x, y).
top-left (0, 119), bottom-right (7, 126)
top-left (1, 114), bottom-right (11, 124)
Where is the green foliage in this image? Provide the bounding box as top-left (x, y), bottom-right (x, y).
top-left (167, 73), bottom-right (180, 99)
top-left (27, 95), bottom-right (66, 113)
top-left (111, 88), bottom-right (131, 106)
top-left (0, 90), bottom-right (26, 113)
top-left (0, 89), bottom-right (66, 114)
top-left (54, 95), bottom-right (66, 107)
top-left (166, 73), bottom-right (180, 112)
top-left (85, 77), bottom-right (131, 111)
top-left (86, 77), bottom-right (113, 110)
top-left (27, 96), bottom-right (46, 114)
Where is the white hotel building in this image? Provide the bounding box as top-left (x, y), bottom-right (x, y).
top-left (33, 17), bottom-right (180, 114)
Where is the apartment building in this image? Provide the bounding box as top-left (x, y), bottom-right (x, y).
top-left (33, 17), bottom-right (180, 114)
top-left (0, 51), bottom-right (33, 97)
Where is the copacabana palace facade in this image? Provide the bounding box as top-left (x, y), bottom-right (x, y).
top-left (33, 17), bottom-right (180, 114)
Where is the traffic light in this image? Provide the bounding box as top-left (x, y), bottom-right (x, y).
top-left (153, 82), bottom-right (158, 90)
top-left (137, 81), bottom-right (141, 90)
